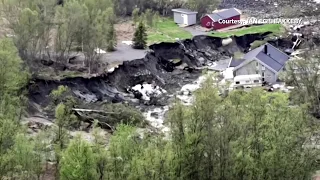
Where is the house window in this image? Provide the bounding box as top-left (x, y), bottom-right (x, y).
top-left (245, 80), bottom-right (250, 83)
top-left (256, 61), bottom-right (259, 67)
top-left (262, 72), bottom-right (265, 77)
top-left (253, 80), bottom-right (259, 83)
top-left (256, 70), bottom-right (259, 74)
top-left (235, 81), bottom-right (240, 84)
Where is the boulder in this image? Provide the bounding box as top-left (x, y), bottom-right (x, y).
top-left (222, 38), bottom-right (233, 46)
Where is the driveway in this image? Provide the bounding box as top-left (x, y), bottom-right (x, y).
top-left (183, 25), bottom-right (209, 36)
top-left (101, 43), bottom-right (147, 63)
top-left (208, 58), bottom-right (231, 71)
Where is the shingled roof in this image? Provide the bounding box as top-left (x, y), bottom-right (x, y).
top-left (228, 58), bottom-right (245, 67)
top-left (205, 8), bottom-right (241, 21)
top-left (233, 43), bottom-right (290, 72)
top-left (207, 13), bottom-right (224, 21)
top-left (217, 8), bottom-right (241, 19)
top-left (172, 8), bottom-right (198, 14)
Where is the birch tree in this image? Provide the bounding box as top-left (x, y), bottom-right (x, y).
top-left (55, 0), bottom-right (88, 62)
top-left (281, 51), bottom-right (320, 118)
top-left (1, 0), bottom-right (56, 61)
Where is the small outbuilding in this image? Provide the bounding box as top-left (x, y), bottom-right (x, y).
top-left (172, 8), bottom-right (198, 26)
top-left (200, 8), bottom-right (241, 30)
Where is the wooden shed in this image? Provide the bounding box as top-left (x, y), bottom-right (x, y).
top-left (172, 8), bottom-right (198, 26)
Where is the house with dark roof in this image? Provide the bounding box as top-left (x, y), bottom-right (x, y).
top-left (200, 8), bottom-right (241, 30)
top-left (172, 8), bottom-right (198, 26)
top-left (231, 43), bottom-right (290, 83)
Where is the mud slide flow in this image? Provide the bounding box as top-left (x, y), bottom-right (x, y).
top-left (27, 33), bottom-right (293, 123)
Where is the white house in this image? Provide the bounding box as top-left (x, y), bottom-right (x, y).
top-left (229, 43), bottom-right (290, 84)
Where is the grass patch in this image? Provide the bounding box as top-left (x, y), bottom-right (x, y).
top-left (170, 58), bottom-right (181, 64)
top-left (233, 51), bottom-right (244, 59)
top-left (250, 33), bottom-right (282, 50)
top-left (208, 24), bottom-right (285, 38)
top-left (250, 40), bottom-right (267, 49)
top-left (147, 18), bottom-right (192, 44)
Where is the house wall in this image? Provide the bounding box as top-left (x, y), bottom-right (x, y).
top-left (234, 59), bottom-right (277, 83)
top-left (173, 12), bottom-right (183, 24)
top-left (234, 60), bottom-right (257, 76)
top-left (174, 12), bottom-right (197, 25)
top-left (261, 66), bottom-right (276, 83)
top-left (186, 14), bottom-right (197, 25)
top-left (200, 16), bottom-right (213, 28)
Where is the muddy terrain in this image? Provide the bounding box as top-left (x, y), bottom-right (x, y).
top-left (27, 32), bottom-right (298, 130)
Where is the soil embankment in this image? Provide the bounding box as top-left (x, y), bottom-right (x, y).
top-left (27, 33), bottom-right (294, 128)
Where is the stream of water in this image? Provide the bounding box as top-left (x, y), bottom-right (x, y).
top-left (143, 72), bottom-right (213, 133)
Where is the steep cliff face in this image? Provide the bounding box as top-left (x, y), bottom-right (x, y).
top-left (27, 33), bottom-right (293, 116)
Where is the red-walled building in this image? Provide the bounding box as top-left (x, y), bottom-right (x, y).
top-left (200, 8), bottom-right (241, 30)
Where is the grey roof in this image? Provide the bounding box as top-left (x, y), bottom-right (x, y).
top-left (207, 13), bottom-right (224, 21)
top-left (172, 8), bottom-right (198, 14)
top-left (216, 8), bottom-right (241, 19)
top-left (205, 8), bottom-right (241, 21)
top-left (243, 45), bottom-right (265, 60)
top-left (241, 43), bottom-right (290, 72)
top-left (229, 58), bottom-right (245, 67)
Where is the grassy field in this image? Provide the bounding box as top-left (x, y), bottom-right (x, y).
top-left (147, 18), bottom-right (192, 44)
top-left (146, 22), bottom-right (285, 44)
top-left (208, 24), bottom-right (285, 38)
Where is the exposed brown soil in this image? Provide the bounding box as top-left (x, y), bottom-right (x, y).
top-left (114, 20), bottom-right (136, 43)
top-left (314, 175), bottom-right (320, 180)
top-left (40, 163), bottom-right (57, 180)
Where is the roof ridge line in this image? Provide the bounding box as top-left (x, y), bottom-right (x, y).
top-left (265, 42), bottom-right (289, 57)
top-left (261, 52), bottom-right (283, 67)
top-left (266, 54), bottom-right (284, 66)
top-left (263, 43), bottom-right (289, 66)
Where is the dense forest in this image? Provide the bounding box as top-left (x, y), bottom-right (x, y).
top-left (0, 0), bottom-right (320, 179)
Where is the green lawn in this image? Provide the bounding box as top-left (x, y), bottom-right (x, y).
top-left (208, 24), bottom-right (285, 38)
top-left (147, 18), bottom-right (192, 44)
top-left (146, 21), bottom-right (285, 45)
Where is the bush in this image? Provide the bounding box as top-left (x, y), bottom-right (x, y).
top-left (102, 103), bottom-right (147, 127)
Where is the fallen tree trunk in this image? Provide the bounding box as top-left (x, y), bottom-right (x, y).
top-left (72, 108), bottom-right (117, 133)
top-left (72, 108), bottom-right (120, 115)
